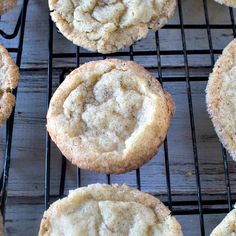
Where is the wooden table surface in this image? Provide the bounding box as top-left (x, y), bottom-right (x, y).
top-left (1, 0), bottom-right (236, 235)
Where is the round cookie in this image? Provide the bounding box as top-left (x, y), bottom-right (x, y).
top-left (214, 0), bottom-right (236, 7)
top-left (39, 184), bottom-right (183, 236)
top-left (47, 59), bottom-right (175, 174)
top-left (0, 44), bottom-right (19, 126)
top-left (210, 206), bottom-right (236, 235)
top-left (0, 0), bottom-right (17, 16)
top-left (48, 0), bottom-right (176, 54)
top-left (206, 39), bottom-right (236, 161)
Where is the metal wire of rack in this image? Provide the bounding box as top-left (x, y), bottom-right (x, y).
top-left (46, 1), bottom-right (236, 235)
top-left (0, 0), bottom-right (29, 221)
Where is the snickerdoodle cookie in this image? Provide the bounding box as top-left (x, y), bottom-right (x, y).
top-left (206, 39), bottom-right (236, 161)
top-left (210, 206), bottom-right (236, 235)
top-left (0, 44), bottom-right (19, 126)
top-left (47, 59), bottom-right (174, 174)
top-left (48, 0), bottom-right (176, 54)
top-left (0, 0), bottom-right (17, 16)
top-left (214, 0), bottom-right (236, 7)
top-left (39, 184), bottom-right (183, 236)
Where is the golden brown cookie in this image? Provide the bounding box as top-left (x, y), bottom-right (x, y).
top-left (214, 0), bottom-right (236, 7)
top-left (39, 184), bottom-right (183, 236)
top-left (206, 39), bottom-right (236, 161)
top-left (0, 44), bottom-right (19, 126)
top-left (210, 206), bottom-right (236, 235)
top-left (48, 0), bottom-right (176, 54)
top-left (0, 0), bottom-right (17, 16)
top-left (47, 59), bottom-right (175, 174)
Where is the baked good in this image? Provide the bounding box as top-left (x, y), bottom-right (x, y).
top-left (48, 0), bottom-right (176, 54)
top-left (214, 0), bottom-right (236, 7)
top-left (0, 44), bottom-right (19, 126)
top-left (210, 206), bottom-right (236, 235)
top-left (47, 59), bottom-right (175, 174)
top-left (0, 0), bottom-right (17, 16)
top-left (206, 39), bottom-right (236, 161)
top-left (39, 184), bottom-right (183, 236)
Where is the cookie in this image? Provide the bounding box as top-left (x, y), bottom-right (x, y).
top-left (0, 44), bottom-right (19, 126)
top-left (47, 59), bottom-right (175, 174)
top-left (0, 0), bottom-right (17, 16)
top-left (39, 184), bottom-right (183, 236)
top-left (214, 0), bottom-right (236, 7)
top-left (206, 39), bottom-right (236, 161)
top-left (48, 0), bottom-right (176, 54)
top-left (210, 206), bottom-right (236, 235)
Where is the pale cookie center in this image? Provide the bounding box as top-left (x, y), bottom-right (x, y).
top-left (0, 53), bottom-right (13, 92)
top-left (50, 200), bottom-right (163, 235)
top-left (56, 0), bottom-right (165, 41)
top-left (219, 66), bottom-right (236, 142)
top-left (62, 69), bottom-right (153, 153)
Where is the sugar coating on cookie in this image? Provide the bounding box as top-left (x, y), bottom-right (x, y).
top-left (39, 184), bottom-right (183, 236)
top-left (0, 0), bottom-right (17, 16)
top-left (47, 59), bottom-right (174, 174)
top-left (0, 44), bottom-right (19, 126)
top-left (206, 39), bottom-right (236, 161)
top-left (49, 0), bottom-right (176, 53)
top-left (214, 0), bottom-right (236, 7)
top-left (210, 206), bottom-right (236, 235)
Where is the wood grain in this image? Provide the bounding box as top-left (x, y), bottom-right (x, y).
top-left (0, 0), bottom-right (236, 235)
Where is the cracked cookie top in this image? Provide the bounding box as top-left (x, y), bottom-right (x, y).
top-left (47, 59), bottom-right (174, 174)
top-left (0, 44), bottom-right (19, 126)
top-left (49, 0), bottom-right (176, 53)
top-left (210, 205), bottom-right (236, 235)
top-left (39, 184), bottom-right (183, 236)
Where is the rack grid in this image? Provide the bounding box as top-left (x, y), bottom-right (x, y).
top-left (46, 1), bottom-right (236, 235)
top-left (0, 0), bottom-right (29, 221)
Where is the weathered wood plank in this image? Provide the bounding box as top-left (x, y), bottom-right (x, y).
top-left (1, 70), bottom-right (235, 198)
top-left (1, 0), bottom-right (235, 69)
top-left (1, 0), bottom-right (236, 235)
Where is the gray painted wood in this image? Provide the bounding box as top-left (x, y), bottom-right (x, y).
top-left (4, 70), bottom-right (236, 197)
top-left (1, 0), bottom-right (236, 235)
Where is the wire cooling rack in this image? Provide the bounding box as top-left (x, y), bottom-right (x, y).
top-left (46, 1), bottom-right (236, 235)
top-left (0, 0), bottom-right (29, 221)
